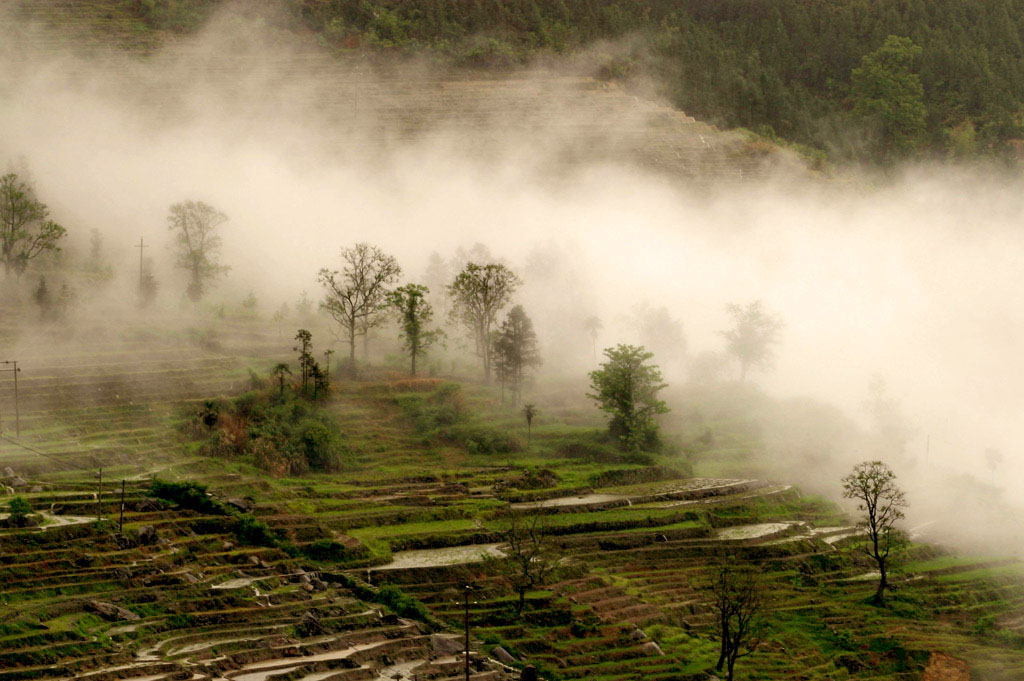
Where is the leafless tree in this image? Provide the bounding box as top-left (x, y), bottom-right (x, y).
top-left (318, 243), bottom-right (402, 375)
top-left (842, 460), bottom-right (907, 606)
top-left (706, 559), bottom-right (766, 681)
top-left (491, 508), bottom-right (559, 615)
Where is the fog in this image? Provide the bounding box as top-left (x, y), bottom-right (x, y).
top-left (2, 8), bottom-right (1024, 551)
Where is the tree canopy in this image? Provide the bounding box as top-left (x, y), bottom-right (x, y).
top-left (319, 243), bottom-right (402, 374)
top-left (0, 173), bottom-right (66, 279)
top-left (167, 200), bottom-right (229, 302)
top-left (447, 262), bottom-right (521, 383)
top-left (588, 344), bottom-right (668, 451)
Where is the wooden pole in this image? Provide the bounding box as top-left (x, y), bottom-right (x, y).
top-left (119, 479), bottom-right (126, 532)
top-left (464, 584), bottom-right (471, 681)
top-left (96, 467), bottom-right (102, 521)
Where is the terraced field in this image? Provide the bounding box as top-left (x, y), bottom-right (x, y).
top-left (2, 0), bottom-right (807, 187)
top-left (2, 314), bottom-right (1024, 681)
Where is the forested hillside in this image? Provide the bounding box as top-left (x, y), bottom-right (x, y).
top-left (116, 0), bottom-right (1024, 162)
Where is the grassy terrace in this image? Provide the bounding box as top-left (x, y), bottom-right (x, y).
top-left (0, 316), bottom-right (1021, 681)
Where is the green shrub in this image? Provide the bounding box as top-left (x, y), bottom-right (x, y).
top-left (7, 497), bottom-right (32, 527)
top-left (233, 514), bottom-right (279, 547)
top-left (149, 480), bottom-right (228, 515)
top-left (377, 585), bottom-right (434, 622)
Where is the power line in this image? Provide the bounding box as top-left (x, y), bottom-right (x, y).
top-left (0, 433), bottom-right (95, 472)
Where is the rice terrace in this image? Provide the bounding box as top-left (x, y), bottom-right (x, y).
top-left (3, 2), bottom-right (1024, 681)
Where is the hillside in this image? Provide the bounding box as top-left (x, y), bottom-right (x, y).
top-left (10, 0), bottom-right (1024, 162)
top-left (0, 316), bottom-right (1023, 680)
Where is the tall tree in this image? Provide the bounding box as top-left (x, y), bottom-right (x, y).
top-left (491, 305), bottom-right (541, 405)
top-left (721, 300), bottom-right (783, 382)
top-left (167, 200), bottom-right (229, 302)
top-left (389, 283), bottom-right (443, 376)
top-left (587, 344), bottom-right (669, 451)
top-left (851, 35), bottom-right (927, 159)
top-left (318, 243), bottom-right (402, 375)
top-left (583, 315), bottom-right (602, 363)
top-left (842, 461), bottom-right (907, 606)
top-left (0, 173), bottom-right (66, 279)
top-left (447, 262), bottom-right (521, 383)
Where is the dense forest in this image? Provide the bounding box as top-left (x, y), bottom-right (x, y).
top-left (129, 0), bottom-right (1024, 162)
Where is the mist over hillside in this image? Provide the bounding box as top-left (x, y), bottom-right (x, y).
top-left (3, 6), bottom-right (1024, 552)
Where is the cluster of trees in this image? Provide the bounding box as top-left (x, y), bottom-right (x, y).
top-left (295, 0), bottom-right (1024, 160)
top-left (317, 243), bottom-right (541, 401)
top-left (0, 171), bottom-right (234, 310)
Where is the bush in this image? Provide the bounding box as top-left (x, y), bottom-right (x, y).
top-left (233, 514), bottom-right (279, 547)
top-left (7, 497), bottom-right (32, 527)
top-left (149, 480), bottom-right (228, 515)
top-left (588, 465), bottom-right (687, 488)
top-left (377, 585), bottom-right (434, 622)
top-left (557, 438), bottom-right (653, 465)
top-left (186, 385), bottom-right (350, 476)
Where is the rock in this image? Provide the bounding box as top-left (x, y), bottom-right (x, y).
top-left (221, 540), bottom-right (235, 551)
top-left (640, 641), bottom-right (664, 656)
top-left (181, 571), bottom-right (199, 585)
top-left (430, 634), bottom-right (463, 656)
top-left (247, 554), bottom-right (261, 566)
top-left (114, 567), bottom-right (132, 582)
top-left (297, 610), bottom-right (323, 636)
top-left (521, 665), bottom-right (539, 681)
top-left (922, 652), bottom-right (972, 681)
top-left (226, 497), bottom-right (255, 513)
top-left (136, 525), bottom-right (158, 545)
top-left (29, 486), bottom-right (43, 493)
top-left (8, 476), bottom-right (28, 488)
top-left (87, 600), bottom-right (140, 622)
top-left (491, 646), bottom-right (516, 665)
top-left (628, 628), bottom-right (646, 641)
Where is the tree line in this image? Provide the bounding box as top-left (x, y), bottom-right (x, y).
top-left (292, 0), bottom-right (1024, 162)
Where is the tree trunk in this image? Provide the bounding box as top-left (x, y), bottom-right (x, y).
top-left (348, 326), bottom-right (357, 377)
top-left (517, 588), bottom-right (526, 615)
top-left (873, 561), bottom-right (887, 606)
top-left (716, 624), bottom-right (728, 671)
top-left (411, 349), bottom-right (417, 377)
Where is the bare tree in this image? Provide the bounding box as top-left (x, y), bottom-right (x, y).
top-left (447, 262), bottom-right (521, 383)
top-left (0, 173), bottom-right (66, 279)
top-left (492, 508), bottom-right (559, 615)
top-left (167, 200), bottom-right (229, 302)
top-left (706, 560), bottom-right (765, 681)
top-left (842, 460), bottom-right (907, 606)
top-left (318, 243), bottom-right (402, 375)
top-left (721, 300), bottom-right (783, 382)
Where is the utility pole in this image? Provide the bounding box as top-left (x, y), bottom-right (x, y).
top-left (1, 360), bottom-right (21, 437)
top-left (119, 479), bottom-right (126, 533)
top-left (464, 583), bottom-right (472, 681)
top-left (135, 237), bottom-right (146, 293)
top-left (97, 467), bottom-right (103, 521)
